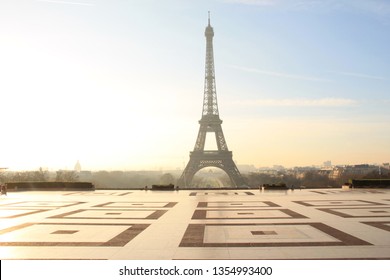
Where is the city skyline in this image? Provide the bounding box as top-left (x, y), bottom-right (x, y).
top-left (1, 0), bottom-right (389, 171)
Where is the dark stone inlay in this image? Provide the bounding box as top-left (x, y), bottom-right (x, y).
top-left (63, 192), bottom-right (133, 196)
top-left (237, 213), bottom-right (254, 215)
top-left (0, 201), bottom-right (86, 208)
top-left (179, 223), bottom-right (372, 247)
top-left (362, 221), bottom-right (390, 233)
top-left (48, 209), bottom-right (168, 220)
top-left (0, 209), bottom-right (48, 219)
top-left (370, 211), bottom-right (388, 213)
top-left (147, 210), bottom-right (168, 219)
top-left (179, 224), bottom-right (205, 247)
top-left (190, 192), bottom-right (255, 196)
top-left (310, 191), bottom-right (328, 195)
top-left (105, 213), bottom-right (121, 215)
top-left (62, 192), bottom-right (85, 196)
top-left (251, 230), bottom-right (277, 235)
top-left (192, 209), bottom-right (307, 219)
top-left (196, 201), bottom-right (281, 208)
top-left (318, 207), bottom-right (390, 218)
top-left (197, 202), bottom-right (208, 207)
top-left (51, 230), bottom-right (78, 234)
top-left (118, 192), bottom-right (134, 196)
top-left (93, 202), bottom-right (177, 208)
top-left (293, 200), bottom-right (386, 207)
top-left (0, 223), bottom-right (150, 247)
top-left (0, 223), bottom-right (34, 234)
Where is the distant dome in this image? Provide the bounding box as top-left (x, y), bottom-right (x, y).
top-left (74, 160), bottom-right (81, 172)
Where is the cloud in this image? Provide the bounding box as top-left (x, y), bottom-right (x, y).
top-left (229, 65), bottom-right (331, 82)
top-left (236, 98), bottom-right (358, 107)
top-left (36, 0), bottom-right (94, 6)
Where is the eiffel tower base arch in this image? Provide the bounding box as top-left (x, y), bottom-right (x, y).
top-left (177, 151), bottom-right (246, 188)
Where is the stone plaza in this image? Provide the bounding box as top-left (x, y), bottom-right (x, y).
top-left (1, 188), bottom-right (390, 260)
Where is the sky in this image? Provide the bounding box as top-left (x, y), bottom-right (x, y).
top-left (1, 0), bottom-right (389, 171)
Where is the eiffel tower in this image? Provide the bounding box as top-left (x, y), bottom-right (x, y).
top-left (178, 13), bottom-right (246, 188)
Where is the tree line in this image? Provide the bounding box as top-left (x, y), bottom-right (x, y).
top-left (1, 169), bottom-right (389, 189)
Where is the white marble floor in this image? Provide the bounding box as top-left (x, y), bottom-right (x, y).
top-left (1, 188), bottom-right (390, 259)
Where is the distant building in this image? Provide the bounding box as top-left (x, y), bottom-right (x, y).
top-left (272, 165), bottom-right (285, 171)
top-left (237, 164), bottom-right (257, 173)
top-left (323, 160), bottom-right (332, 168)
top-left (74, 160), bottom-right (81, 173)
top-left (293, 166), bottom-right (317, 172)
top-left (329, 164), bottom-right (379, 179)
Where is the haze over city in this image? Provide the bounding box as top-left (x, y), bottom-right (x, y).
top-left (1, 0), bottom-right (389, 171)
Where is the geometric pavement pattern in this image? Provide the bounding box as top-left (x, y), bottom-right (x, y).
top-left (179, 222), bottom-right (371, 247)
top-left (0, 189), bottom-right (390, 259)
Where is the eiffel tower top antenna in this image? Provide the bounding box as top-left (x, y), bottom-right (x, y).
top-left (203, 10), bottom-right (218, 117)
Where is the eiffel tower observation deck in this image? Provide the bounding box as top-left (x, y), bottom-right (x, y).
top-left (178, 13), bottom-right (246, 188)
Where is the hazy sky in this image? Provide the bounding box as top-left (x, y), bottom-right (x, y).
top-left (1, 0), bottom-right (389, 171)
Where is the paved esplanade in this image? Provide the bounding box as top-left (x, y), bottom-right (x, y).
top-left (0, 188), bottom-right (390, 259)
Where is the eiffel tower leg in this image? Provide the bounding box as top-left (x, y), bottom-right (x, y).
top-left (222, 158), bottom-right (246, 187)
top-left (177, 158), bottom-right (198, 188)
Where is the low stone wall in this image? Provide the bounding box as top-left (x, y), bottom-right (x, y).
top-left (151, 184), bottom-right (175, 191)
top-left (5, 182), bottom-right (95, 191)
top-left (262, 183), bottom-right (288, 190)
top-left (351, 179), bottom-right (390, 188)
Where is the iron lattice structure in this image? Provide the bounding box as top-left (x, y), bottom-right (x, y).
top-left (178, 15), bottom-right (246, 188)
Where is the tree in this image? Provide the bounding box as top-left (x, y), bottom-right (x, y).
top-left (301, 171), bottom-right (336, 188)
top-left (5, 169), bottom-right (48, 182)
top-left (245, 172), bottom-right (281, 187)
top-left (56, 170), bottom-right (79, 182)
top-left (160, 173), bottom-right (175, 185)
